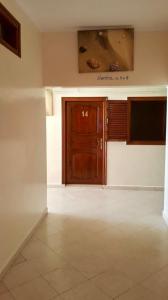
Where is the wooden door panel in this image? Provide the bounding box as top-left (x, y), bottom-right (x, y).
top-left (62, 97), bottom-right (107, 184)
top-left (71, 152), bottom-right (98, 181)
top-left (71, 104), bottom-right (99, 134)
top-left (71, 136), bottom-right (98, 149)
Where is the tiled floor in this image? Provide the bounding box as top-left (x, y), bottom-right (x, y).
top-left (1, 187), bottom-right (168, 299)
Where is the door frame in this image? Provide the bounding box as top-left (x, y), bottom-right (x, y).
top-left (62, 97), bottom-right (107, 185)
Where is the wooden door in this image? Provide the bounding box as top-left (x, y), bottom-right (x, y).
top-left (62, 97), bottom-right (107, 184)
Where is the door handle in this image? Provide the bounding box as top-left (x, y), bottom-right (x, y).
top-left (97, 138), bottom-right (103, 150)
top-left (100, 138), bottom-right (103, 150)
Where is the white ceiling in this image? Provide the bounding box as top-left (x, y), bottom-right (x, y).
top-left (15, 0), bottom-right (168, 32)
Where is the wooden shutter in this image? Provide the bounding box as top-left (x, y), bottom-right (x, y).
top-left (107, 100), bottom-right (128, 141)
top-left (0, 3), bottom-right (21, 57)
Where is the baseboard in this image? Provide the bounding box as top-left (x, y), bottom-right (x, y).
top-left (163, 211), bottom-right (168, 226)
top-left (104, 185), bottom-right (164, 191)
top-left (47, 184), bottom-right (164, 191)
top-left (0, 208), bottom-right (48, 279)
top-left (48, 184), bottom-right (65, 188)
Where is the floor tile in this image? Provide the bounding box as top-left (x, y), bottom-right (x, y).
top-left (43, 266), bottom-right (87, 293)
top-left (91, 269), bottom-right (133, 298)
top-left (0, 292), bottom-right (14, 300)
top-left (21, 239), bottom-right (55, 260)
top-left (11, 277), bottom-right (57, 300)
top-left (3, 261), bottom-right (39, 289)
top-left (2, 188), bottom-right (167, 300)
top-left (12, 254), bottom-right (26, 267)
top-left (39, 231), bottom-right (77, 254)
top-left (142, 265), bottom-right (168, 297)
top-left (28, 252), bottom-right (68, 275)
top-left (60, 281), bottom-right (111, 300)
top-left (34, 221), bottom-right (64, 240)
top-left (0, 281), bottom-right (8, 295)
top-left (68, 254), bottom-right (114, 278)
top-left (117, 285), bottom-right (167, 300)
top-left (113, 253), bottom-right (168, 283)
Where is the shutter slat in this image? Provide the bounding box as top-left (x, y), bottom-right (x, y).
top-left (107, 100), bottom-right (128, 141)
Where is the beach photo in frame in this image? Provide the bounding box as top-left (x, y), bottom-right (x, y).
top-left (78, 27), bottom-right (134, 73)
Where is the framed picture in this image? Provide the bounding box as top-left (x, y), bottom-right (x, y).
top-left (78, 28), bottom-right (134, 73)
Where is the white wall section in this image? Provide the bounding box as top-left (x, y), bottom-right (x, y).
top-left (46, 87), bottom-right (166, 188)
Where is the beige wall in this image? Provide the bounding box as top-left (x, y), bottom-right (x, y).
top-left (42, 31), bottom-right (168, 87)
top-left (0, 0), bottom-right (47, 274)
top-left (47, 87), bottom-right (166, 188)
top-left (43, 31), bottom-right (168, 186)
top-left (164, 87), bottom-right (168, 222)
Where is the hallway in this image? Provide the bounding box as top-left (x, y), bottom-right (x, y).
top-left (0, 188), bottom-right (168, 299)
